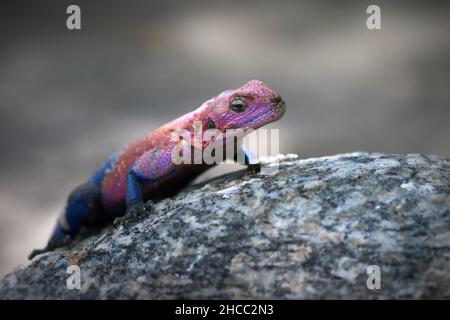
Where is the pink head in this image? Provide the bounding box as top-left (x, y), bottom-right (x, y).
top-left (200, 80), bottom-right (286, 132)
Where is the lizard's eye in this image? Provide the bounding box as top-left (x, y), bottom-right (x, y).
top-left (229, 97), bottom-right (247, 112)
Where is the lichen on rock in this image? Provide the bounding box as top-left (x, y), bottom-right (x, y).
top-left (0, 152), bottom-right (449, 299)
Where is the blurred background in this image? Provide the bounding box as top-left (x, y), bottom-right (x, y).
top-left (0, 0), bottom-right (449, 276)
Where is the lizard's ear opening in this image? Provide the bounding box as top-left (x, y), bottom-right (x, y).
top-left (229, 97), bottom-right (247, 113)
top-left (205, 118), bottom-right (216, 129)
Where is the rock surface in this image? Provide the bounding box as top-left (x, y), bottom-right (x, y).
top-left (0, 152), bottom-right (449, 299)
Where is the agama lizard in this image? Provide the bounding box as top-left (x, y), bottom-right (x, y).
top-left (29, 80), bottom-right (286, 259)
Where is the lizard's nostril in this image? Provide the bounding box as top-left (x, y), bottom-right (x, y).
top-left (205, 118), bottom-right (216, 129)
top-left (272, 96), bottom-right (283, 104)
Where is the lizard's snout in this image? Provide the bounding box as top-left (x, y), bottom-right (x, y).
top-left (272, 96), bottom-right (286, 116)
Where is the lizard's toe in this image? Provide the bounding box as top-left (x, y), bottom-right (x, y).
top-left (246, 163), bottom-right (261, 175)
top-left (114, 202), bottom-right (151, 227)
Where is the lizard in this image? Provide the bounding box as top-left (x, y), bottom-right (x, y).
top-left (29, 80), bottom-right (286, 259)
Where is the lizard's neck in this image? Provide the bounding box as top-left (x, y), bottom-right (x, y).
top-left (174, 100), bottom-right (211, 133)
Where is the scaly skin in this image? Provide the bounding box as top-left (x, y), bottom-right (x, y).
top-left (29, 80), bottom-right (286, 259)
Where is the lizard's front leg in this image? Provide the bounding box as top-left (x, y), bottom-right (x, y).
top-left (114, 166), bottom-right (153, 226)
top-left (126, 169), bottom-right (145, 213)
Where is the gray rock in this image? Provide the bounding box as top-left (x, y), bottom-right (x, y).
top-left (1, 152), bottom-right (449, 299)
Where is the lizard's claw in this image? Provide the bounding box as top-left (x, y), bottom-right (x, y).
top-left (114, 202), bottom-right (151, 227)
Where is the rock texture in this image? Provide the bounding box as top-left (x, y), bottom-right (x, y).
top-left (1, 152), bottom-right (449, 299)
